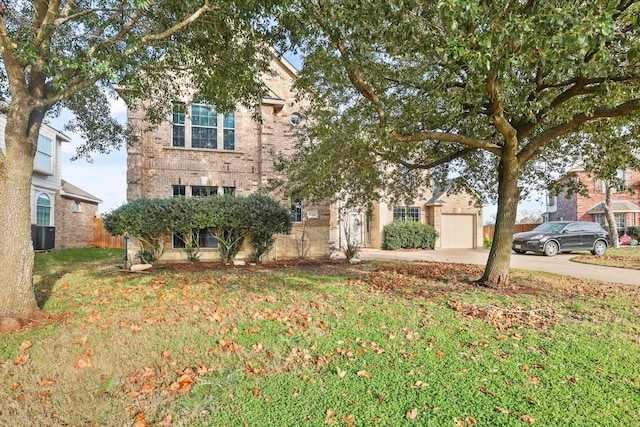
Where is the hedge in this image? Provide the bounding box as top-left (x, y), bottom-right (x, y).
top-left (383, 221), bottom-right (438, 250)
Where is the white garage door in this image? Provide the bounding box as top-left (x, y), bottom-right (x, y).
top-left (440, 214), bottom-right (475, 248)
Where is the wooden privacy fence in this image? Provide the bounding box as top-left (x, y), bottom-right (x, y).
top-left (483, 223), bottom-right (539, 240)
top-left (94, 217), bottom-right (125, 249)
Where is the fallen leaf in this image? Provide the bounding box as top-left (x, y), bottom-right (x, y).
top-left (252, 342), bottom-right (263, 353)
top-left (40, 378), bottom-right (55, 387)
top-left (530, 376), bottom-right (540, 384)
top-left (436, 351), bottom-right (444, 357)
top-left (341, 414), bottom-right (355, 422)
top-left (252, 387), bottom-right (261, 398)
top-left (336, 367), bottom-right (347, 378)
top-left (177, 374), bottom-right (194, 392)
top-left (13, 354), bottom-right (29, 366)
top-left (18, 341), bottom-right (32, 351)
top-left (10, 382), bottom-right (20, 390)
top-left (73, 357), bottom-right (92, 369)
top-left (132, 412), bottom-right (149, 427)
top-left (356, 370), bottom-right (371, 378)
top-left (161, 350), bottom-right (171, 360)
top-left (495, 406), bottom-right (511, 414)
top-left (519, 414), bottom-right (535, 424)
top-left (406, 408), bottom-right (418, 419)
top-left (478, 386), bottom-right (496, 397)
top-left (71, 336), bottom-right (89, 345)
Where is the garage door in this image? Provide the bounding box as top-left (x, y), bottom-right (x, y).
top-left (440, 214), bottom-right (475, 248)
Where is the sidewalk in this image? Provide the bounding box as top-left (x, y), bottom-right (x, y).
top-left (358, 248), bottom-right (639, 287)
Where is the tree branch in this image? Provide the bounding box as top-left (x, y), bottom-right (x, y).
top-left (125, 1), bottom-right (216, 56)
top-left (518, 99), bottom-right (640, 164)
top-left (390, 130), bottom-right (502, 155)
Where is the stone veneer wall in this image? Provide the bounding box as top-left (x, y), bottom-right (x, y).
top-left (54, 194), bottom-right (98, 248)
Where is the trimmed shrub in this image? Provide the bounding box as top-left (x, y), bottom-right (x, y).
top-left (383, 221), bottom-right (438, 250)
top-left (103, 198), bottom-right (173, 263)
top-left (243, 194), bottom-right (292, 263)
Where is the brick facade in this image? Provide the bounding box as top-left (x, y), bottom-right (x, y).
top-left (54, 193), bottom-right (98, 248)
top-left (546, 168), bottom-right (640, 231)
top-left (126, 56), bottom-right (336, 263)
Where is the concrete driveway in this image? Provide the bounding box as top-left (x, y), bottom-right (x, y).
top-left (359, 248), bottom-right (639, 287)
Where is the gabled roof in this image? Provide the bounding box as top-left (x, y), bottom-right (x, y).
top-left (425, 179), bottom-right (483, 206)
top-left (586, 200), bottom-right (640, 214)
top-left (60, 179), bottom-right (102, 204)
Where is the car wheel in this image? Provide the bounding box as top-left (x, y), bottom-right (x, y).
top-left (543, 241), bottom-right (559, 257)
top-left (591, 240), bottom-right (607, 255)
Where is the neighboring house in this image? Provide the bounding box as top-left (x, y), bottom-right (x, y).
top-left (0, 114), bottom-right (102, 249)
top-left (544, 166), bottom-right (640, 236)
top-left (55, 180), bottom-right (103, 248)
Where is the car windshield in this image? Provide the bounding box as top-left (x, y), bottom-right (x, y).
top-left (532, 223), bottom-right (567, 232)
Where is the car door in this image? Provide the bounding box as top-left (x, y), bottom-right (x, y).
top-left (558, 223), bottom-right (583, 251)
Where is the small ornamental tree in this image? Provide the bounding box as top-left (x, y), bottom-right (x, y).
top-left (103, 198), bottom-right (172, 263)
top-left (204, 195), bottom-right (249, 263)
top-left (243, 193), bottom-right (293, 263)
top-left (167, 197), bottom-right (210, 262)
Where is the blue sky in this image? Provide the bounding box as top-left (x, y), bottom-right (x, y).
top-left (51, 97), bottom-right (128, 214)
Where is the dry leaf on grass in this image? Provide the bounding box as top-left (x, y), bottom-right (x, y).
top-left (13, 354), bottom-right (29, 365)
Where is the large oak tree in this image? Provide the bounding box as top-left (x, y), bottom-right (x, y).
top-left (283, 0), bottom-right (640, 286)
top-left (0, 0), bottom-right (279, 320)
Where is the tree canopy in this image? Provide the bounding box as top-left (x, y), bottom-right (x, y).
top-left (0, 0), bottom-right (283, 320)
top-left (283, 0), bottom-right (640, 286)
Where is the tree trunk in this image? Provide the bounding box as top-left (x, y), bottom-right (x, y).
top-left (0, 107), bottom-right (42, 319)
top-left (604, 184), bottom-right (620, 248)
top-left (479, 156), bottom-right (520, 287)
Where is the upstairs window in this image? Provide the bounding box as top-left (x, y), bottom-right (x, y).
top-left (171, 101), bottom-right (236, 151)
top-left (35, 135), bottom-right (53, 173)
top-left (72, 201), bottom-right (81, 212)
top-left (223, 113), bottom-right (235, 150)
top-left (172, 103), bottom-right (186, 147)
top-left (191, 103), bottom-right (217, 149)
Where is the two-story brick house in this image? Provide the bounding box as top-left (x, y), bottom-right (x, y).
top-left (125, 55), bottom-right (336, 262)
top-left (0, 114), bottom-right (102, 249)
top-left (544, 166), bottom-right (640, 236)
top-left (124, 54), bottom-right (486, 262)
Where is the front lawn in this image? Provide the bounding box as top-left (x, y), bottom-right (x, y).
top-left (573, 246), bottom-right (640, 270)
top-left (1, 249), bottom-right (639, 426)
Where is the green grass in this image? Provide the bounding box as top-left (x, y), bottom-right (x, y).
top-left (1, 249), bottom-right (639, 426)
top-left (572, 246), bottom-right (640, 269)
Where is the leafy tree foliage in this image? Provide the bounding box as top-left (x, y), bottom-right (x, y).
top-left (0, 1), bottom-right (281, 318)
top-left (243, 194), bottom-right (293, 263)
top-left (282, 0), bottom-right (640, 286)
top-left (103, 198), bottom-right (173, 263)
top-left (103, 194), bottom-right (291, 264)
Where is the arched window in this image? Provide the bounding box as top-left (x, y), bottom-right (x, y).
top-left (72, 201), bottom-right (81, 212)
top-left (36, 194), bottom-right (51, 226)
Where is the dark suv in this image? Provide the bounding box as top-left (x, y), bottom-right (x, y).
top-left (512, 221), bottom-right (610, 256)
